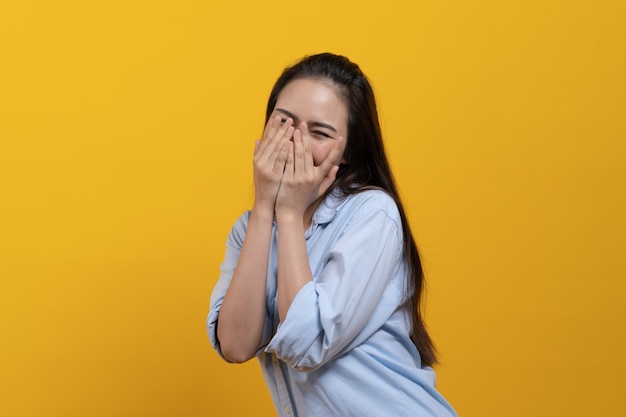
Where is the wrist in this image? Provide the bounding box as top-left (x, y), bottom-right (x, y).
top-left (274, 208), bottom-right (303, 225)
top-left (250, 204), bottom-right (275, 222)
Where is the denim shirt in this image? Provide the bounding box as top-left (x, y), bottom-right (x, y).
top-left (208, 189), bottom-right (457, 417)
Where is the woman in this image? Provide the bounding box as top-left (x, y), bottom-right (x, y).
top-left (208, 53), bottom-right (457, 417)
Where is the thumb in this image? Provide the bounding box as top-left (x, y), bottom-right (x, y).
top-left (318, 136), bottom-right (345, 174)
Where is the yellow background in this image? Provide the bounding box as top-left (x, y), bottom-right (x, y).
top-left (1, 1), bottom-right (625, 416)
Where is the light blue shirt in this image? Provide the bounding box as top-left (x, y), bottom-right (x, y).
top-left (208, 189), bottom-right (457, 417)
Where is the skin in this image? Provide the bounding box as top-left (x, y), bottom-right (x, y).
top-left (217, 78), bottom-right (348, 363)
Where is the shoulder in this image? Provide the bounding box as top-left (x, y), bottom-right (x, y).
top-left (342, 189), bottom-right (400, 220)
top-left (331, 189), bottom-right (402, 232)
top-left (225, 210), bottom-right (252, 247)
top-left (326, 189), bottom-right (405, 248)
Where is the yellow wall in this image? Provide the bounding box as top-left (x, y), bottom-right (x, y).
top-left (1, 1), bottom-right (625, 416)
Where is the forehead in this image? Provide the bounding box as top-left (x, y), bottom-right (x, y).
top-left (275, 78), bottom-right (348, 129)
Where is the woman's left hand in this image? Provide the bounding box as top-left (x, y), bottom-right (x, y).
top-left (275, 122), bottom-right (345, 221)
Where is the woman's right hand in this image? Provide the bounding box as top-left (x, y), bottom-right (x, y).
top-left (217, 115), bottom-right (293, 363)
top-left (252, 115), bottom-right (294, 212)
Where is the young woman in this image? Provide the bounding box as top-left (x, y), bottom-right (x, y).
top-left (208, 53), bottom-right (457, 417)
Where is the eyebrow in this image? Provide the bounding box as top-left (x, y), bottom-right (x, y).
top-left (275, 108), bottom-right (338, 133)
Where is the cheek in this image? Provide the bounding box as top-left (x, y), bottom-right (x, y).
top-left (311, 142), bottom-right (333, 166)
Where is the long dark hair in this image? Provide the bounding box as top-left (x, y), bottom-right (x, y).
top-left (265, 53), bottom-right (437, 366)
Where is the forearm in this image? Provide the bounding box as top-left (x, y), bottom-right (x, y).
top-left (217, 207), bottom-right (274, 362)
top-left (276, 213), bottom-right (313, 322)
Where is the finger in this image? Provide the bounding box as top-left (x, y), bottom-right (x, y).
top-left (262, 115), bottom-right (282, 142)
top-left (273, 124), bottom-right (294, 157)
top-left (298, 123), bottom-right (314, 174)
top-left (281, 140), bottom-right (294, 178)
top-left (293, 128), bottom-right (305, 175)
top-left (273, 117), bottom-right (293, 141)
top-left (257, 116), bottom-right (279, 157)
top-left (318, 136), bottom-right (346, 175)
top-left (266, 118), bottom-right (293, 161)
top-left (259, 116), bottom-right (292, 160)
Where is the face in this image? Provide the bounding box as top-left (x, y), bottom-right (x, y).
top-left (270, 78), bottom-right (348, 166)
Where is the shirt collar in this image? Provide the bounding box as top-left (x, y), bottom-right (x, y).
top-left (307, 189), bottom-right (347, 238)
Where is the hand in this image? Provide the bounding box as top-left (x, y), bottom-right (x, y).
top-left (252, 116), bottom-right (294, 211)
top-left (275, 122), bottom-right (345, 219)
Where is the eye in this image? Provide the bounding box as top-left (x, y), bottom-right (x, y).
top-left (312, 131), bottom-right (332, 139)
top-left (280, 118), bottom-right (287, 124)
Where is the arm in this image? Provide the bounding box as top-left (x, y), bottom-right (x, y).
top-left (270, 125), bottom-right (405, 371)
top-left (274, 124), bottom-right (345, 321)
top-left (216, 209), bottom-right (274, 363)
top-left (267, 195), bottom-right (406, 371)
top-left (214, 117), bottom-right (294, 363)
top-left (275, 213), bottom-right (313, 322)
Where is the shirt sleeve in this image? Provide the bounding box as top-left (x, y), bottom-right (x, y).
top-left (265, 193), bottom-right (406, 372)
top-left (206, 212), bottom-right (275, 362)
